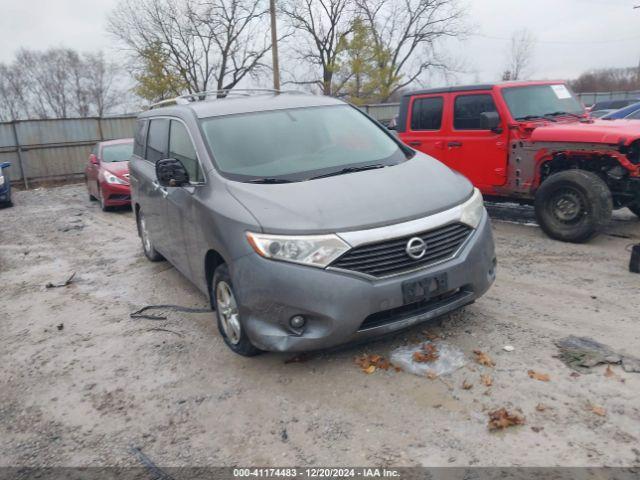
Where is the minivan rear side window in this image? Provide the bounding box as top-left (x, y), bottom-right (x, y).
top-left (133, 120), bottom-right (147, 157)
top-left (146, 119), bottom-right (169, 163)
top-left (411, 97), bottom-right (444, 130)
top-left (454, 94), bottom-right (498, 130)
top-left (169, 121), bottom-right (204, 183)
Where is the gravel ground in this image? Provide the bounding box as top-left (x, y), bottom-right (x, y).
top-left (1, 184), bottom-right (639, 468)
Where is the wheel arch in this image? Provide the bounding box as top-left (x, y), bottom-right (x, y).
top-left (204, 249), bottom-right (226, 306)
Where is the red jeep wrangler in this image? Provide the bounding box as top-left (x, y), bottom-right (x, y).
top-left (397, 81), bottom-right (640, 242)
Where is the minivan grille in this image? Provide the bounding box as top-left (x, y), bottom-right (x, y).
top-left (331, 222), bottom-right (472, 278)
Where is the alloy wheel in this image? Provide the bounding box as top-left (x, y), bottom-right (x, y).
top-left (216, 281), bottom-right (242, 345)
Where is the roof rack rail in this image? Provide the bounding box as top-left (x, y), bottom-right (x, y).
top-left (147, 88), bottom-right (307, 110)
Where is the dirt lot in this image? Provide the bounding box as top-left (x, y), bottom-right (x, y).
top-left (1, 184), bottom-right (640, 468)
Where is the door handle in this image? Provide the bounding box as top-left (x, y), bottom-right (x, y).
top-left (407, 141), bottom-right (422, 147)
top-left (152, 181), bottom-right (168, 198)
top-left (448, 141), bottom-right (463, 148)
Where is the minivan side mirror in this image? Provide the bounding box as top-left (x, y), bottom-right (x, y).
top-left (156, 158), bottom-right (190, 187)
top-left (479, 111), bottom-right (502, 133)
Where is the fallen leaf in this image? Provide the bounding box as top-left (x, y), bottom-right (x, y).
top-left (413, 343), bottom-right (439, 363)
top-left (481, 374), bottom-right (493, 387)
top-left (488, 408), bottom-right (525, 431)
top-left (422, 330), bottom-right (440, 341)
top-left (355, 354), bottom-right (394, 373)
top-left (535, 403), bottom-right (547, 412)
top-left (604, 365), bottom-right (616, 378)
top-left (426, 372), bottom-right (438, 380)
top-left (590, 405), bottom-right (606, 417)
top-left (462, 379), bottom-right (473, 390)
top-left (531, 426), bottom-right (544, 433)
top-left (570, 372), bottom-right (580, 378)
top-left (473, 350), bottom-right (495, 367)
top-left (527, 370), bottom-right (550, 382)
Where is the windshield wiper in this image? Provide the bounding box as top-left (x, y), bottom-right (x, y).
top-left (247, 177), bottom-right (293, 184)
top-left (308, 164), bottom-right (386, 180)
top-left (544, 111), bottom-right (582, 119)
top-left (515, 114), bottom-right (556, 122)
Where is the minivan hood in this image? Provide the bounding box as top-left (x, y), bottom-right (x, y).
top-left (529, 119), bottom-right (640, 146)
top-left (225, 154), bottom-right (473, 234)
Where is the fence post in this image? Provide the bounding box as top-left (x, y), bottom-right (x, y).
top-left (97, 117), bottom-right (104, 141)
top-left (11, 121), bottom-right (28, 190)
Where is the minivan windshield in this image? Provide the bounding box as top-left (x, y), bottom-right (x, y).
top-left (200, 105), bottom-right (406, 182)
top-left (102, 143), bottom-right (133, 162)
top-left (502, 84), bottom-right (584, 121)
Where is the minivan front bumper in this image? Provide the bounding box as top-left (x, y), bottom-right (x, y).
top-left (231, 211), bottom-right (496, 352)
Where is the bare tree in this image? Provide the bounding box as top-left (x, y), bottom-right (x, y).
top-left (0, 64), bottom-right (30, 121)
top-left (279, 0), bottom-right (353, 96)
top-left (108, 0), bottom-right (271, 96)
top-left (83, 53), bottom-right (123, 116)
top-left (355, 0), bottom-right (464, 102)
top-left (503, 29), bottom-right (536, 81)
top-left (0, 48), bottom-right (125, 120)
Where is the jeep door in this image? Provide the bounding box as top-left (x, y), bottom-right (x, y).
top-left (400, 94), bottom-right (447, 161)
top-left (444, 92), bottom-right (508, 189)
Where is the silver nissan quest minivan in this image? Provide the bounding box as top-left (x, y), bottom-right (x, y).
top-left (130, 90), bottom-right (496, 356)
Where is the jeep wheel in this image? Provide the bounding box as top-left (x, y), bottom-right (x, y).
top-left (628, 202), bottom-right (640, 219)
top-left (534, 170), bottom-right (612, 243)
top-left (211, 263), bottom-right (261, 357)
top-left (137, 210), bottom-right (163, 261)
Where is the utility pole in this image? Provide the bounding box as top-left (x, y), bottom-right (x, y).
top-left (270, 0), bottom-right (281, 90)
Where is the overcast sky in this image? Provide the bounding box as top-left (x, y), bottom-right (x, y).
top-left (1, 0), bottom-right (639, 86)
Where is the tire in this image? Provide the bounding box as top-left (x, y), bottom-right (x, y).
top-left (89, 193), bottom-right (97, 201)
top-left (137, 210), bottom-right (163, 262)
top-left (628, 202), bottom-right (640, 218)
top-left (98, 185), bottom-right (110, 211)
top-left (534, 170), bottom-right (612, 243)
top-left (211, 263), bottom-right (261, 357)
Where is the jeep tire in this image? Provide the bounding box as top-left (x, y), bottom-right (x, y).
top-left (534, 170), bottom-right (612, 243)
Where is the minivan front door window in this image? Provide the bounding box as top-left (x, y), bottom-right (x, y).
top-left (200, 105), bottom-right (407, 182)
top-left (169, 121), bottom-right (204, 183)
top-left (146, 119), bottom-right (170, 163)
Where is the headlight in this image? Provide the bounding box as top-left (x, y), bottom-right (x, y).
top-left (460, 188), bottom-right (484, 228)
top-left (0, 175), bottom-right (4, 187)
top-left (103, 172), bottom-right (127, 185)
top-left (246, 232), bottom-right (350, 268)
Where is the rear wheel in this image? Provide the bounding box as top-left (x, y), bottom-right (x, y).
top-left (534, 170), bottom-right (612, 243)
top-left (137, 210), bottom-right (163, 261)
top-left (211, 263), bottom-right (261, 357)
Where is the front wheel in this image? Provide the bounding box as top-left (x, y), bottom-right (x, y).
top-left (211, 263), bottom-right (261, 357)
top-left (534, 170), bottom-right (612, 243)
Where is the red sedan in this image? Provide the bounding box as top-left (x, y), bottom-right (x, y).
top-left (85, 138), bottom-right (133, 211)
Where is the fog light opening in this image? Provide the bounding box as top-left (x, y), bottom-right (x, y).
top-left (288, 315), bottom-right (307, 336)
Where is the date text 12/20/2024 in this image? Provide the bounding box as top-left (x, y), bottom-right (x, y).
top-left (233, 468), bottom-right (400, 478)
